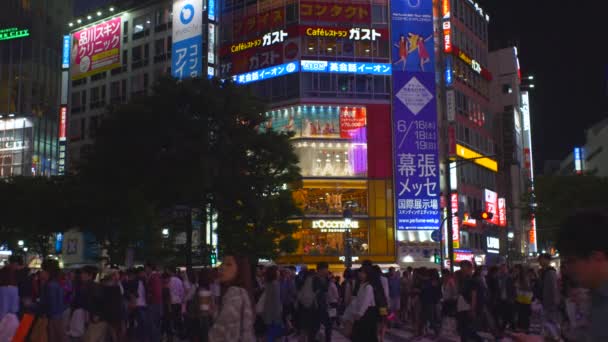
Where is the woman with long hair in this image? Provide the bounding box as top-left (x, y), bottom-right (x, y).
top-left (208, 255), bottom-right (255, 342)
top-left (351, 265), bottom-right (378, 342)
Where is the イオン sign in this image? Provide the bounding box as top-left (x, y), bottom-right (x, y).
top-left (0, 27), bottom-right (30, 41)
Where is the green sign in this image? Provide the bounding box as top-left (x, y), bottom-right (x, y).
top-left (0, 27), bottom-right (30, 41)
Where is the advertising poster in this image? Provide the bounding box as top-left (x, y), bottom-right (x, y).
top-left (498, 197), bottom-right (507, 227)
top-left (172, 0), bottom-right (203, 79)
top-left (339, 107), bottom-right (367, 139)
top-left (484, 189), bottom-right (500, 225)
top-left (392, 0), bottom-right (440, 230)
top-left (70, 17), bottom-right (121, 80)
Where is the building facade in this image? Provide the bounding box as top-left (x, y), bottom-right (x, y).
top-left (219, 0), bottom-right (395, 268)
top-left (0, 0), bottom-right (72, 177)
top-left (489, 46), bottom-right (537, 259)
top-left (559, 118), bottom-right (608, 177)
top-left (441, 0), bottom-right (503, 266)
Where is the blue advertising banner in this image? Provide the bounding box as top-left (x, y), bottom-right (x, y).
top-left (391, 0), bottom-right (440, 230)
top-left (62, 35), bottom-right (70, 69)
top-left (233, 61), bottom-right (299, 84)
top-left (172, 0), bottom-right (203, 79)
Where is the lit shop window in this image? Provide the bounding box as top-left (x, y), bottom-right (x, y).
top-left (296, 219), bottom-right (369, 256)
top-left (292, 187), bottom-right (368, 216)
top-left (294, 140), bottom-right (367, 178)
top-left (263, 105), bottom-right (367, 140)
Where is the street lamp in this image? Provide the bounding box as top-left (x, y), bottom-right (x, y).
top-left (17, 240), bottom-right (24, 247)
top-left (162, 228), bottom-right (169, 238)
top-left (508, 231), bottom-right (514, 240)
top-left (343, 208), bottom-right (354, 269)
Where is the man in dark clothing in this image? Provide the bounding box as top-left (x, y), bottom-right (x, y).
top-left (457, 261), bottom-right (483, 342)
top-left (310, 262), bottom-right (331, 342)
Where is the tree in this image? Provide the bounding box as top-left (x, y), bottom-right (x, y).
top-left (78, 77), bottom-right (301, 266)
top-left (524, 175), bottom-right (608, 248)
top-left (0, 176), bottom-right (75, 255)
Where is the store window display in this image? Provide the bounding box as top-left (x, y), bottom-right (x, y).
top-left (296, 220), bottom-right (369, 256)
top-left (292, 187), bottom-right (367, 216)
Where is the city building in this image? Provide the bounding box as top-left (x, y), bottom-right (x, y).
top-left (558, 118), bottom-right (608, 177)
top-left (489, 46), bottom-right (537, 259)
top-left (220, 0), bottom-right (395, 269)
top-left (65, 0), bottom-right (217, 168)
top-left (441, 0), bottom-right (503, 266)
top-left (0, 0), bottom-right (72, 177)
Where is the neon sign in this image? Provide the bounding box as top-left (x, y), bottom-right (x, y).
top-left (0, 27), bottom-right (30, 41)
top-left (443, 21), bottom-right (452, 53)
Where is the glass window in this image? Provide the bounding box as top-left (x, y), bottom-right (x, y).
top-left (372, 4), bottom-right (387, 23)
top-left (296, 219), bottom-right (369, 256)
top-left (133, 14), bottom-right (152, 34)
top-left (294, 140), bottom-right (367, 178)
top-left (294, 187), bottom-right (368, 216)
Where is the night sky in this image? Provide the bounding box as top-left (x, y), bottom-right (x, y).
top-left (480, 0), bottom-right (608, 171)
top-left (74, 0), bottom-right (608, 170)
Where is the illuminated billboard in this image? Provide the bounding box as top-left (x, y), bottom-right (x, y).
top-left (484, 189), bottom-right (500, 226)
top-left (574, 147), bottom-right (585, 174)
top-left (0, 27), bottom-right (30, 41)
top-left (62, 35), bottom-right (71, 69)
top-left (300, 1), bottom-right (371, 23)
top-left (454, 144), bottom-right (498, 172)
top-left (233, 60), bottom-right (392, 85)
top-left (71, 17), bottom-right (121, 80)
top-left (392, 0), bottom-right (440, 231)
top-left (172, 0), bottom-right (204, 79)
top-left (498, 198), bottom-right (507, 227)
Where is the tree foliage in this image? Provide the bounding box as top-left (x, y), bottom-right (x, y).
top-left (76, 77), bottom-right (301, 264)
top-left (524, 175), bottom-right (608, 248)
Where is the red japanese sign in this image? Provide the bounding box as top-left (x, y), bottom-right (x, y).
top-left (300, 1), bottom-right (371, 23)
top-left (339, 107), bottom-right (367, 139)
top-left (442, 0), bottom-right (451, 18)
top-left (443, 21), bottom-right (452, 53)
top-left (484, 189), bottom-right (500, 226)
top-left (233, 8), bottom-right (285, 37)
top-left (220, 39), bottom-right (300, 76)
top-left (498, 198), bottom-right (507, 227)
top-left (59, 106), bottom-right (67, 141)
top-left (451, 192), bottom-right (459, 248)
top-left (454, 250), bottom-right (473, 262)
top-left (71, 17), bottom-right (121, 80)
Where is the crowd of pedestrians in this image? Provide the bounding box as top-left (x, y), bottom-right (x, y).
top-left (0, 210), bottom-right (607, 341)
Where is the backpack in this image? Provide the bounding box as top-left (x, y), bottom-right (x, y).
top-left (297, 276), bottom-right (317, 309)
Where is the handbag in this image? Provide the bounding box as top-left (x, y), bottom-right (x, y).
top-left (29, 317), bottom-right (49, 342)
top-left (11, 313), bottom-right (34, 342)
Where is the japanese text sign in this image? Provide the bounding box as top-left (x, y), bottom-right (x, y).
top-left (71, 17), bottom-right (121, 80)
top-left (392, 0), bottom-right (440, 230)
top-left (498, 198), bottom-right (507, 227)
top-left (300, 1), bottom-right (371, 23)
top-left (59, 106), bottom-right (67, 141)
top-left (233, 8), bottom-right (284, 37)
top-left (62, 35), bottom-right (71, 69)
top-left (172, 0), bottom-right (203, 79)
top-left (484, 189), bottom-right (500, 225)
top-left (339, 107), bottom-right (367, 139)
top-left (451, 193), bottom-right (460, 248)
top-left (233, 61), bottom-right (299, 84)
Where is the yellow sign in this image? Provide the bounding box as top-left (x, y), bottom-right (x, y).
top-left (454, 144), bottom-right (498, 172)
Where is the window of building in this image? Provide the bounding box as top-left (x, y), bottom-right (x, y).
top-left (502, 84), bottom-right (512, 94)
top-left (372, 4), bottom-right (388, 23)
top-left (296, 219), bottom-right (369, 256)
top-left (133, 14), bottom-right (152, 39)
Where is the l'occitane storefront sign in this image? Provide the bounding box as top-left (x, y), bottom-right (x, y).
top-left (312, 220), bottom-right (359, 232)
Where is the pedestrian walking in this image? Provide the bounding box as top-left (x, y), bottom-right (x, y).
top-left (208, 255), bottom-right (255, 342)
top-left (349, 265), bottom-right (378, 342)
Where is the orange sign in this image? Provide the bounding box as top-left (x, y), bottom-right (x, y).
top-left (442, 0), bottom-right (451, 18)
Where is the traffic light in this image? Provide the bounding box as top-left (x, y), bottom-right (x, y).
top-left (470, 210), bottom-right (494, 221)
top-left (433, 249), bottom-right (440, 264)
top-left (210, 252), bottom-right (217, 266)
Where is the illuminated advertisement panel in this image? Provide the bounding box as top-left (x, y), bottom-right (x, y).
top-left (71, 17), bottom-right (121, 80)
top-left (451, 193), bottom-right (460, 248)
top-left (451, 46), bottom-right (492, 81)
top-left (59, 106), bottom-right (67, 141)
top-left (62, 35), bottom-right (71, 69)
top-left (339, 107), bottom-right (366, 139)
top-left (300, 1), bottom-right (371, 23)
top-left (498, 198), bottom-right (507, 227)
top-left (455, 144), bottom-right (498, 172)
top-left (233, 8), bottom-right (285, 37)
top-left (233, 60), bottom-right (392, 85)
top-left (442, 21), bottom-right (452, 53)
top-left (454, 249), bottom-right (473, 262)
top-left (574, 147), bottom-right (585, 174)
top-left (484, 189), bottom-right (500, 226)
top-left (172, 0), bottom-right (203, 79)
top-left (392, 0), bottom-right (440, 231)
top-left (442, 0), bottom-right (451, 18)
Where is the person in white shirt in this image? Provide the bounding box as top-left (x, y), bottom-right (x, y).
top-left (167, 268), bottom-right (185, 339)
top-left (351, 265), bottom-right (378, 342)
